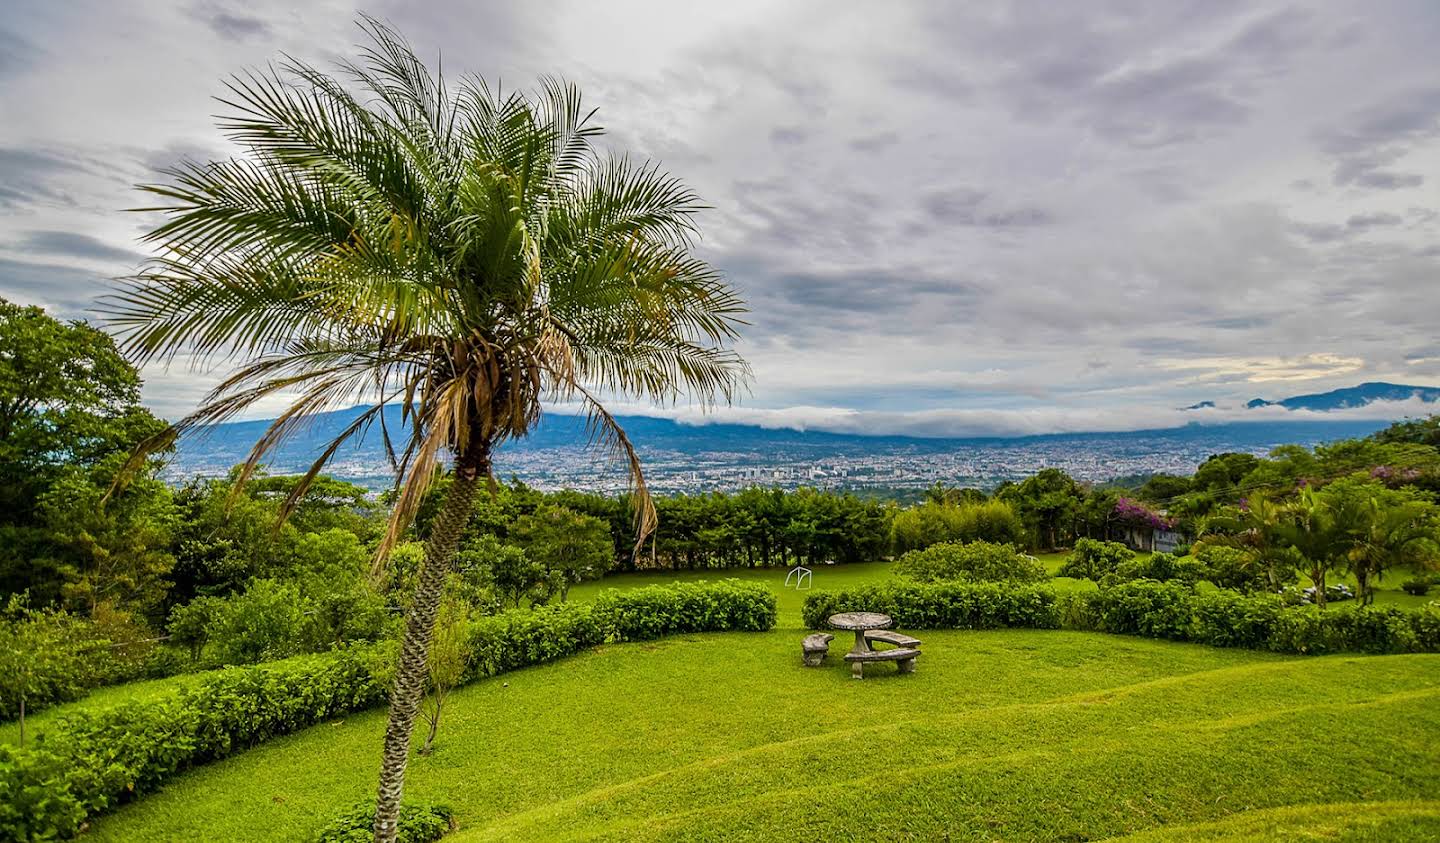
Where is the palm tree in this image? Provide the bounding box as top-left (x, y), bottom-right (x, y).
top-left (1346, 497), bottom-right (1437, 605)
top-left (104, 18), bottom-right (748, 842)
top-left (1201, 491), bottom-right (1294, 590)
top-left (1272, 488), bottom-right (1346, 609)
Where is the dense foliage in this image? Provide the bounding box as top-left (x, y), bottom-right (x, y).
top-left (889, 500), bottom-right (1025, 553)
top-left (892, 541), bottom-right (1047, 584)
top-left (0, 298), bottom-right (175, 619)
top-left (0, 581), bottom-right (774, 841)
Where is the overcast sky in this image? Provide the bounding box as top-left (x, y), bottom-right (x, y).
top-left (2, 1), bottom-right (1438, 436)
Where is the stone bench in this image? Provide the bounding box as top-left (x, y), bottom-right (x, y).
top-left (801, 632), bottom-right (834, 666)
top-left (864, 630), bottom-right (921, 649)
top-left (843, 647), bottom-right (920, 679)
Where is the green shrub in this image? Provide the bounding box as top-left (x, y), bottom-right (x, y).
top-left (1194, 545), bottom-right (1268, 593)
top-left (802, 582), bottom-right (1060, 630)
top-left (313, 800), bottom-right (454, 842)
top-left (1401, 577), bottom-right (1431, 596)
top-left (1056, 539), bottom-right (1134, 580)
top-left (0, 581), bottom-right (774, 841)
top-left (890, 500), bottom-right (1025, 553)
top-left (1086, 580), bottom-right (1194, 640)
top-left (593, 580), bottom-right (777, 639)
top-left (0, 598), bottom-right (116, 724)
top-left (0, 645), bottom-right (392, 841)
top-left (1098, 552), bottom-right (1207, 588)
top-left (305, 581), bottom-right (393, 650)
top-left (205, 579), bottom-right (309, 665)
top-left (893, 541), bottom-right (1047, 584)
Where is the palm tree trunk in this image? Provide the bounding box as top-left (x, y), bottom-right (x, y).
top-left (374, 441), bottom-right (489, 843)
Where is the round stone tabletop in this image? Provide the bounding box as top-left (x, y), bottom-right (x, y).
top-left (827, 611), bottom-right (894, 631)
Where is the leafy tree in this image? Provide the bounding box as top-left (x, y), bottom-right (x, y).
top-left (0, 298), bottom-right (159, 513)
top-left (1193, 545), bottom-right (1268, 593)
top-left (459, 535), bottom-right (542, 609)
top-left (890, 500), bottom-right (1024, 553)
top-left (104, 20), bottom-right (747, 837)
top-left (204, 579), bottom-right (308, 665)
top-left (167, 596), bottom-right (222, 662)
top-left (1373, 414), bottom-right (1440, 448)
top-left (1136, 473), bottom-right (1193, 502)
top-left (0, 300), bottom-right (175, 617)
top-left (307, 581), bottom-right (392, 649)
top-left (923, 483), bottom-right (987, 506)
top-left (0, 596), bottom-right (101, 746)
top-left (996, 468), bottom-right (1084, 550)
top-left (1192, 452), bottom-right (1259, 494)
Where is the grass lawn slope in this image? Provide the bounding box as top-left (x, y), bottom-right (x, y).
top-left (80, 625), bottom-right (1440, 842)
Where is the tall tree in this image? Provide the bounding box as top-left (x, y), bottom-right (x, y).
top-left (1275, 487), bottom-right (1355, 609)
top-left (103, 18), bottom-right (747, 841)
top-left (0, 298), bottom-right (174, 615)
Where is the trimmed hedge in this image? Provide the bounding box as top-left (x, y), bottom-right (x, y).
top-left (804, 580), bottom-right (1440, 657)
top-left (1070, 580), bottom-right (1440, 655)
top-left (802, 582), bottom-right (1060, 630)
top-left (0, 580), bottom-right (774, 842)
top-left (892, 541), bottom-right (1048, 585)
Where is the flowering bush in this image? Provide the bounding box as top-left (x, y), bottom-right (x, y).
top-left (1113, 497), bottom-right (1173, 530)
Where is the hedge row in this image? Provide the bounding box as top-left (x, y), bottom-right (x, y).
top-left (801, 581), bottom-right (1060, 630)
top-left (1062, 580), bottom-right (1440, 655)
top-left (0, 581), bottom-right (775, 842)
top-left (803, 580), bottom-right (1440, 656)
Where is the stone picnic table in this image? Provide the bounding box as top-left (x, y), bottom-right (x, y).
top-left (827, 611), bottom-right (895, 656)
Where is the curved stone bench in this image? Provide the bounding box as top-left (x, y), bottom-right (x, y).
top-left (843, 647), bottom-right (920, 679)
top-left (865, 630), bottom-right (922, 649)
top-left (802, 632), bottom-right (834, 666)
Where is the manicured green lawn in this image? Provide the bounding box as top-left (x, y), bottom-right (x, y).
top-left (77, 622), bottom-right (1439, 842)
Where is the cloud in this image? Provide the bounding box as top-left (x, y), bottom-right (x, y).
top-left (0, 257), bottom-right (106, 313)
top-left (16, 230), bottom-right (146, 264)
top-left (2, 1), bottom-right (1440, 432)
top-left (768, 126), bottom-right (808, 146)
top-left (0, 28), bottom-right (40, 78)
top-left (544, 396), bottom-right (1440, 440)
top-left (188, 3), bottom-right (274, 41)
top-left (1318, 87), bottom-right (1440, 190)
top-left (0, 147), bottom-right (89, 207)
top-left (1152, 353), bottom-right (1366, 384)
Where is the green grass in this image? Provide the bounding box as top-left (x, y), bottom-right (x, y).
top-left (76, 623), bottom-right (1439, 842)
top-left (24, 559), bottom-right (1440, 840)
top-left (0, 672), bottom-right (193, 747)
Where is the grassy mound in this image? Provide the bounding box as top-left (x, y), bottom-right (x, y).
top-left (76, 628), bottom-right (1438, 842)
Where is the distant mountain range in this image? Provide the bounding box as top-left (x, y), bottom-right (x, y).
top-left (165, 380), bottom-right (1438, 492)
top-left (1239, 382), bottom-right (1440, 411)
